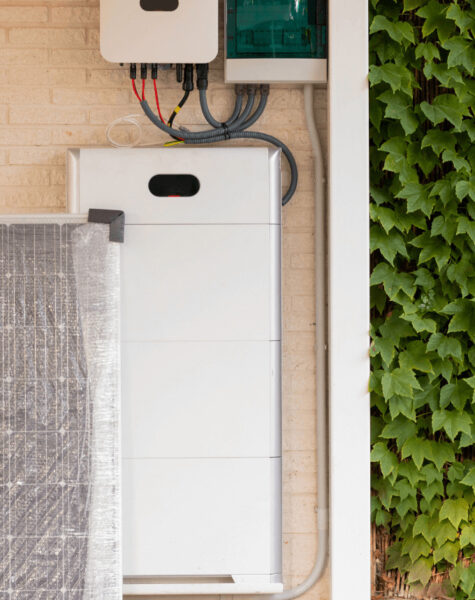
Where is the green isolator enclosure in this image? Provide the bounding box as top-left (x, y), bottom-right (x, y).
top-left (227, 0), bottom-right (327, 60)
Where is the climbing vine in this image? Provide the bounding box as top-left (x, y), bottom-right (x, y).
top-left (369, 0), bottom-right (475, 597)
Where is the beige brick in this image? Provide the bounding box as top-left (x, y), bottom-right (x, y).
top-left (0, 7), bottom-right (48, 23)
top-left (52, 88), bottom-right (129, 106)
top-left (9, 147), bottom-right (65, 166)
top-left (292, 295), bottom-right (315, 313)
top-left (9, 28), bottom-right (86, 48)
top-left (51, 7), bottom-right (100, 26)
top-left (88, 106), bottom-right (142, 124)
top-left (87, 28), bottom-right (100, 48)
top-left (283, 493), bottom-right (318, 533)
top-left (87, 68), bottom-right (129, 88)
top-left (10, 106), bottom-right (87, 125)
top-left (1, 49), bottom-right (48, 65)
top-left (0, 165), bottom-right (49, 186)
top-left (50, 126), bottom-right (106, 145)
top-left (0, 127), bottom-right (51, 146)
top-left (0, 187), bottom-right (65, 209)
top-left (0, 150), bottom-right (7, 165)
top-left (50, 49), bottom-right (107, 67)
top-left (50, 167), bottom-right (65, 185)
top-left (0, 88), bottom-right (50, 106)
top-left (0, 107), bottom-right (7, 125)
top-left (0, 67), bottom-right (85, 87)
top-left (290, 371), bottom-right (316, 395)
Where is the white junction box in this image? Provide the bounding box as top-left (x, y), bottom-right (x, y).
top-left (68, 147), bottom-right (283, 596)
top-left (100, 0), bottom-right (219, 64)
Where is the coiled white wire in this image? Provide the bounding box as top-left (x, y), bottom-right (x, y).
top-left (106, 114), bottom-right (145, 148)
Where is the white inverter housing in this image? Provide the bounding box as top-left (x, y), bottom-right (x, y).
top-left (100, 0), bottom-right (219, 64)
top-left (67, 147), bottom-right (283, 596)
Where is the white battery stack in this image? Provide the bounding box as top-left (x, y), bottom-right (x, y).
top-left (67, 147), bottom-right (284, 596)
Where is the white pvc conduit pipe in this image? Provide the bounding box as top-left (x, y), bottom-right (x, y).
top-left (268, 83), bottom-right (329, 600)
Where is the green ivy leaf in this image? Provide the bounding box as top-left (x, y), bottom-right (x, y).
top-left (433, 540), bottom-right (459, 565)
top-left (433, 519), bottom-right (458, 547)
top-left (373, 335), bottom-right (396, 366)
top-left (457, 216), bottom-right (475, 245)
top-left (429, 441), bottom-right (455, 471)
top-left (413, 514), bottom-right (437, 544)
top-left (440, 381), bottom-right (472, 411)
top-left (389, 395), bottom-right (416, 421)
top-left (401, 437), bottom-right (432, 470)
top-left (399, 461), bottom-right (423, 487)
top-left (415, 42), bottom-right (440, 62)
top-left (371, 441), bottom-right (399, 477)
top-left (412, 232), bottom-right (451, 269)
top-left (459, 563), bottom-right (475, 597)
top-left (427, 333), bottom-right (463, 361)
top-left (420, 94), bottom-right (470, 130)
top-left (396, 182), bottom-right (434, 217)
top-left (378, 90), bottom-right (419, 134)
top-left (380, 415), bottom-right (417, 450)
top-left (370, 224), bottom-right (409, 265)
top-left (446, 3), bottom-right (475, 34)
top-left (370, 63), bottom-right (414, 96)
top-left (460, 524), bottom-right (475, 549)
top-left (421, 129), bottom-right (456, 157)
top-left (456, 178), bottom-right (475, 201)
top-left (370, 15), bottom-right (415, 45)
top-left (404, 536), bottom-right (432, 562)
top-left (439, 497), bottom-right (469, 529)
top-left (399, 341), bottom-right (433, 373)
top-left (383, 367), bottom-right (422, 399)
top-left (431, 215), bottom-right (457, 244)
top-left (371, 263), bottom-right (416, 299)
top-left (442, 37), bottom-right (475, 75)
top-left (432, 409), bottom-right (472, 441)
top-left (460, 468), bottom-right (475, 494)
top-left (417, 0), bottom-right (455, 41)
top-left (443, 299), bottom-right (475, 341)
top-left (407, 556), bottom-right (433, 586)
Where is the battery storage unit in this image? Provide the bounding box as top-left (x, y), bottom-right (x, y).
top-left (100, 0), bottom-right (219, 64)
top-left (67, 147), bottom-right (283, 596)
top-left (225, 0), bottom-right (327, 83)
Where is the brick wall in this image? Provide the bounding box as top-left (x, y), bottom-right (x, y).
top-left (0, 2), bottom-right (329, 598)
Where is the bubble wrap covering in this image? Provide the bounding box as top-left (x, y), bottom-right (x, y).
top-left (0, 223), bottom-right (121, 600)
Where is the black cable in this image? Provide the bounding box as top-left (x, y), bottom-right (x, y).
top-left (168, 89), bottom-right (190, 128)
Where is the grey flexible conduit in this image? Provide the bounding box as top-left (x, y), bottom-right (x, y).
top-left (200, 88), bottom-right (268, 131)
top-left (268, 84), bottom-right (329, 600)
top-left (226, 94), bottom-right (243, 125)
top-left (140, 98), bottom-right (297, 205)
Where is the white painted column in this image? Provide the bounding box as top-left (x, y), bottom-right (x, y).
top-left (328, 0), bottom-right (371, 598)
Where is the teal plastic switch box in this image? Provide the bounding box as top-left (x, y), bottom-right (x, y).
top-left (227, 0), bottom-right (327, 60)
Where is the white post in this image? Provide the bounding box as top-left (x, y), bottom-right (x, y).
top-left (328, 0), bottom-right (371, 598)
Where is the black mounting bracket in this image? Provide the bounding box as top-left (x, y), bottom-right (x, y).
top-left (88, 209), bottom-right (125, 243)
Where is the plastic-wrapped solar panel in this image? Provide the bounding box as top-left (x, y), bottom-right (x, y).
top-left (0, 222), bottom-right (120, 600)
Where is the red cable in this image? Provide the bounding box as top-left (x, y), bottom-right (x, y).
top-left (131, 79), bottom-right (141, 102)
top-left (141, 78), bottom-right (146, 101)
top-left (153, 79), bottom-right (166, 125)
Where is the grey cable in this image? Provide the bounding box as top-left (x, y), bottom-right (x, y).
top-left (186, 130), bottom-right (298, 206)
top-left (267, 84), bottom-right (329, 600)
top-left (140, 98), bottom-right (298, 205)
top-left (226, 94), bottom-right (243, 125)
top-left (240, 92), bottom-right (268, 129)
top-left (199, 89), bottom-right (224, 128)
top-left (200, 89), bottom-right (267, 131)
top-left (228, 91), bottom-right (255, 128)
